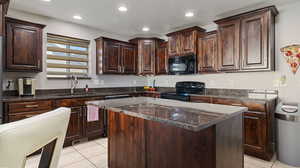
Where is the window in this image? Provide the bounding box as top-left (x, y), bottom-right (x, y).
top-left (46, 33), bottom-right (90, 78)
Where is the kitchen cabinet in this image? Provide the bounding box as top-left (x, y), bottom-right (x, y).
top-left (215, 6), bottom-right (278, 72)
top-left (65, 107), bottom-right (84, 143)
top-left (166, 26), bottom-right (206, 57)
top-left (122, 44), bottom-right (137, 74)
top-left (156, 42), bottom-right (168, 75)
top-left (216, 19), bottom-right (240, 71)
top-left (198, 31), bottom-right (218, 72)
top-left (244, 112), bottom-right (268, 159)
top-left (168, 33), bottom-right (181, 56)
top-left (190, 95), bottom-right (276, 161)
top-left (5, 17), bottom-right (45, 72)
top-left (241, 11), bottom-right (275, 71)
top-left (4, 96), bottom-right (105, 147)
top-left (95, 37), bottom-right (137, 74)
top-left (103, 40), bottom-right (121, 73)
top-left (129, 38), bottom-right (164, 75)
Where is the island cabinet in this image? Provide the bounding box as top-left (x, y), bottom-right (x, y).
top-left (95, 37), bottom-right (137, 74)
top-left (198, 31), bottom-right (218, 73)
top-left (215, 6), bottom-right (278, 72)
top-left (156, 41), bottom-right (168, 75)
top-left (108, 109), bottom-right (244, 168)
top-left (190, 95), bottom-right (276, 161)
top-left (166, 26), bottom-right (206, 57)
top-left (5, 17), bottom-right (45, 72)
top-left (129, 38), bottom-right (164, 75)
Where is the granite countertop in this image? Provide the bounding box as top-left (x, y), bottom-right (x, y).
top-left (1, 87), bottom-right (277, 103)
top-left (190, 93), bottom-right (278, 101)
top-left (0, 91), bottom-right (146, 102)
top-left (87, 97), bottom-right (247, 132)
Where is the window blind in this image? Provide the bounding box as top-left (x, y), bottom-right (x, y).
top-left (46, 33), bottom-right (90, 78)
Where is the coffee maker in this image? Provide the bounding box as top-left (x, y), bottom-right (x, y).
top-left (17, 78), bottom-right (36, 96)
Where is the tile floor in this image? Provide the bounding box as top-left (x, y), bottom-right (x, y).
top-left (26, 138), bottom-right (299, 168)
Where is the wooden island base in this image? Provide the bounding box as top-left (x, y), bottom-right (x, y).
top-left (108, 110), bottom-right (244, 168)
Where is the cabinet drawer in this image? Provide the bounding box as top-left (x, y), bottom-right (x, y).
top-left (190, 96), bottom-right (212, 103)
top-left (56, 97), bottom-right (103, 107)
top-left (8, 100), bottom-right (53, 114)
top-left (8, 111), bottom-right (46, 122)
top-left (212, 98), bottom-right (266, 112)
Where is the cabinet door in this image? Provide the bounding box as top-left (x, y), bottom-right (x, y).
top-left (181, 31), bottom-right (197, 56)
top-left (198, 33), bottom-right (218, 72)
top-left (85, 107), bottom-right (105, 139)
top-left (6, 22), bottom-right (43, 71)
top-left (139, 40), bottom-right (155, 75)
top-left (241, 12), bottom-right (269, 71)
top-left (168, 34), bottom-right (181, 56)
top-left (103, 41), bottom-right (121, 74)
top-left (65, 107), bottom-right (84, 144)
top-left (217, 19), bottom-right (240, 71)
top-left (156, 42), bottom-right (168, 75)
top-left (244, 112), bottom-right (267, 155)
top-left (121, 44), bottom-right (136, 74)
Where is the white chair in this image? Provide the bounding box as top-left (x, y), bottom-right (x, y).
top-left (0, 107), bottom-right (71, 168)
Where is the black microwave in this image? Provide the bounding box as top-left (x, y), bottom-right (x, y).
top-left (168, 55), bottom-right (196, 75)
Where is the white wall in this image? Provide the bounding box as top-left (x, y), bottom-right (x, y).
top-left (149, 1), bottom-right (300, 102)
top-left (3, 9), bottom-right (147, 90)
top-left (4, 2), bottom-right (300, 102)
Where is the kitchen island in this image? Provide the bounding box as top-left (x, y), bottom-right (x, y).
top-left (87, 97), bottom-right (247, 168)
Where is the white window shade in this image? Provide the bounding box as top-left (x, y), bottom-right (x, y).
top-left (46, 33), bottom-right (90, 78)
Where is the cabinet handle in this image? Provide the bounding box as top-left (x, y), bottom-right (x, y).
top-left (25, 105), bottom-right (39, 108)
top-left (231, 103), bottom-right (243, 106)
top-left (25, 114), bottom-right (36, 118)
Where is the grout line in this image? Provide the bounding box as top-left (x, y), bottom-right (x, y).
top-left (72, 144), bottom-right (99, 168)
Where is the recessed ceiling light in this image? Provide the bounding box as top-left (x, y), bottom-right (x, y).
top-left (142, 27), bottom-right (150, 32)
top-left (41, 0), bottom-right (51, 2)
top-left (73, 15), bottom-right (82, 20)
top-left (118, 6), bottom-right (128, 12)
top-left (185, 12), bottom-right (194, 17)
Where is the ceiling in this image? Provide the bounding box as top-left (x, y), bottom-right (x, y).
top-left (10, 0), bottom-right (298, 38)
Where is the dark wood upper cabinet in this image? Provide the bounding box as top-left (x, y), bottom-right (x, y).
top-left (166, 27), bottom-right (206, 57)
top-left (216, 19), bottom-right (241, 71)
top-left (168, 34), bottom-right (181, 56)
top-left (129, 38), bottom-right (163, 75)
top-left (5, 17), bottom-right (45, 72)
top-left (95, 37), bottom-right (137, 74)
top-left (198, 31), bottom-right (218, 72)
top-left (156, 42), bottom-right (168, 75)
top-left (215, 6), bottom-right (278, 72)
top-left (103, 40), bottom-right (121, 74)
top-left (121, 44), bottom-right (136, 74)
top-left (241, 11), bottom-right (275, 71)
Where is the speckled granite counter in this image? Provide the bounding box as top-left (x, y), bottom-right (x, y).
top-left (87, 97), bottom-right (247, 131)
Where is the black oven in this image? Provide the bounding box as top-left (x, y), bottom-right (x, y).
top-left (168, 55), bottom-right (196, 75)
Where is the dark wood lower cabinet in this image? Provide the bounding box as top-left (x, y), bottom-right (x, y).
top-left (64, 107), bottom-right (84, 145)
top-left (84, 108), bottom-right (105, 139)
top-left (4, 96), bottom-right (105, 147)
top-left (191, 96), bottom-right (276, 161)
top-left (244, 112), bottom-right (272, 160)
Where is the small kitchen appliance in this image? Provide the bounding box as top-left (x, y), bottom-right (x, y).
top-left (160, 81), bottom-right (205, 101)
top-left (17, 78), bottom-right (36, 96)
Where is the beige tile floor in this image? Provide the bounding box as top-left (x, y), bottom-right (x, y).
top-left (26, 138), bottom-right (299, 168)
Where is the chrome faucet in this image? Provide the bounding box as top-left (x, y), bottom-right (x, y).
top-left (70, 75), bottom-right (79, 94)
